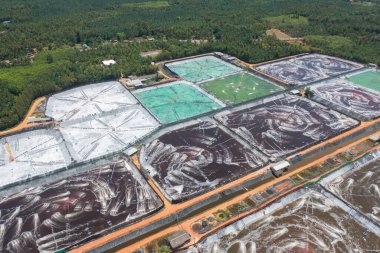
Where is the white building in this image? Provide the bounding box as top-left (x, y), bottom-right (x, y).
top-left (290, 89), bottom-right (300, 95)
top-left (128, 79), bottom-right (144, 87)
top-left (102, 60), bottom-right (117, 66)
top-left (369, 134), bottom-right (380, 143)
top-left (271, 160), bottom-right (290, 177)
top-left (125, 147), bottom-right (138, 156)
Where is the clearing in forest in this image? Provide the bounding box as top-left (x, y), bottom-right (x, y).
top-left (122, 1), bottom-right (170, 8)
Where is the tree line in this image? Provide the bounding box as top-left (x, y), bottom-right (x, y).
top-left (0, 0), bottom-right (379, 130)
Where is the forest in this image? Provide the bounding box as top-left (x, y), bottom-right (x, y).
top-left (0, 0), bottom-right (379, 130)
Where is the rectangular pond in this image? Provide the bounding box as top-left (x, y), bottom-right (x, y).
top-left (165, 56), bottom-right (241, 83)
top-left (134, 82), bottom-right (223, 124)
top-left (199, 72), bottom-right (283, 104)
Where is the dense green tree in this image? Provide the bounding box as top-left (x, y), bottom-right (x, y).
top-left (117, 32), bottom-right (127, 41)
top-left (46, 54), bottom-right (53, 64)
top-left (0, 0), bottom-right (379, 130)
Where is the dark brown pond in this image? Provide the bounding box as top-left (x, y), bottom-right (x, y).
top-left (327, 158), bottom-right (380, 225)
top-left (217, 95), bottom-right (358, 157)
top-left (313, 81), bottom-right (380, 119)
top-left (0, 160), bottom-right (161, 253)
top-left (142, 121), bottom-right (267, 202)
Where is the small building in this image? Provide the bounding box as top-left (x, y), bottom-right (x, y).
top-left (27, 117), bottom-right (52, 124)
top-left (220, 54), bottom-right (236, 61)
top-left (102, 60), bottom-right (117, 66)
top-left (190, 39), bottom-right (208, 45)
top-left (26, 53), bottom-right (35, 59)
top-left (125, 147), bottom-right (138, 156)
top-left (271, 160), bottom-right (290, 177)
top-left (133, 37), bottom-right (145, 43)
top-left (269, 157), bottom-right (277, 163)
top-left (167, 231), bottom-right (191, 249)
top-left (369, 134), bottom-right (380, 143)
top-left (129, 79), bottom-right (143, 87)
top-left (127, 79), bottom-right (144, 87)
top-left (146, 36), bottom-right (155, 41)
top-left (140, 50), bottom-right (162, 58)
top-left (290, 89), bottom-right (301, 96)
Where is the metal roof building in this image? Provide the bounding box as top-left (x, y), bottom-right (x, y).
top-left (167, 231), bottom-right (190, 249)
top-left (271, 160), bottom-right (290, 177)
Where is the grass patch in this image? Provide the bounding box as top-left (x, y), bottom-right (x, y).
top-left (0, 47), bottom-right (74, 89)
top-left (227, 202), bottom-right (249, 215)
top-left (304, 35), bottom-right (354, 51)
top-left (290, 175), bottom-right (305, 184)
top-left (265, 14), bottom-right (309, 27)
top-left (299, 166), bottom-right (328, 180)
top-left (123, 1), bottom-right (170, 8)
top-left (0, 64), bottom-right (56, 89)
top-left (214, 210), bottom-right (230, 222)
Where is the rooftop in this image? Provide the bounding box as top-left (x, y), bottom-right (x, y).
top-left (167, 231), bottom-right (190, 249)
top-left (102, 59), bottom-right (117, 66)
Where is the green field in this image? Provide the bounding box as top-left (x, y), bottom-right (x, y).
top-left (265, 14), bottom-right (309, 27)
top-left (0, 47), bottom-right (74, 89)
top-left (122, 1), bottom-right (170, 8)
top-left (348, 71), bottom-right (380, 92)
top-left (199, 72), bottom-right (283, 104)
top-left (304, 35), bottom-right (354, 52)
top-left (135, 82), bottom-right (222, 124)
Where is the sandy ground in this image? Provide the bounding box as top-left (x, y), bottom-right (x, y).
top-left (266, 28), bottom-right (304, 43)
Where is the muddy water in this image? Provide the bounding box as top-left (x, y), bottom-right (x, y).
top-left (313, 80), bottom-right (380, 119)
top-left (199, 191), bottom-right (380, 253)
top-left (218, 95), bottom-right (357, 157)
top-left (293, 54), bottom-right (360, 75)
top-left (327, 158), bottom-right (380, 225)
top-left (142, 121), bottom-right (267, 201)
top-left (0, 160), bottom-right (160, 253)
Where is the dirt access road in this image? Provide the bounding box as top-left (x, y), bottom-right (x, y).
top-left (71, 118), bottom-right (380, 253)
top-left (114, 131), bottom-right (380, 253)
top-left (0, 97), bottom-right (48, 137)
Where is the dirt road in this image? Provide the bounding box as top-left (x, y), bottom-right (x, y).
top-left (71, 118), bottom-right (380, 253)
top-left (0, 97), bottom-right (47, 137)
top-left (113, 131), bottom-right (380, 253)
